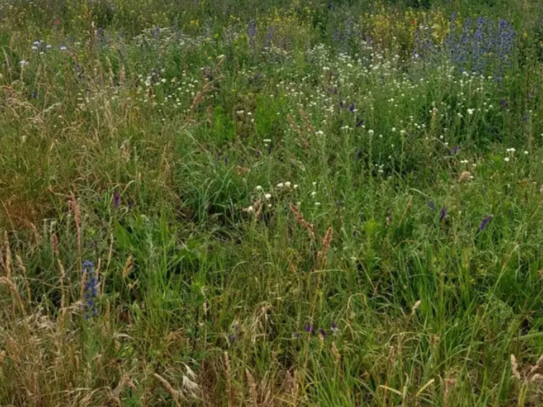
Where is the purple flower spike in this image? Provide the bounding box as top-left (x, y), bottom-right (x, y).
top-left (113, 191), bottom-right (120, 208)
top-left (453, 146), bottom-right (459, 154)
top-left (349, 103), bottom-right (356, 113)
top-left (82, 260), bottom-right (98, 318)
top-left (305, 323), bottom-right (315, 335)
top-left (319, 328), bottom-right (326, 339)
top-left (479, 215), bottom-right (492, 231)
top-left (440, 207), bottom-right (447, 221)
top-left (428, 200), bottom-right (436, 211)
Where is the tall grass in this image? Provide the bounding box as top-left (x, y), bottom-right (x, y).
top-left (2, 0), bottom-right (543, 405)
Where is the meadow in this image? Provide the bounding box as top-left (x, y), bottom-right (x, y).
top-left (2, 0), bottom-right (543, 405)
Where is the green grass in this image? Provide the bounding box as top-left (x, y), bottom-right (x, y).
top-left (2, 0), bottom-right (543, 405)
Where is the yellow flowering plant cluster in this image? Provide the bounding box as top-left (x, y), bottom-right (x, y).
top-left (362, 8), bottom-right (454, 56)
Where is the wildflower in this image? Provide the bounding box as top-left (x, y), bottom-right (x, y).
top-left (453, 146), bottom-right (459, 154)
top-left (467, 108), bottom-right (475, 115)
top-left (255, 185), bottom-right (263, 191)
top-left (284, 181), bottom-right (292, 188)
top-left (331, 322), bottom-right (339, 335)
top-left (19, 60), bottom-right (29, 66)
top-left (319, 329), bottom-right (326, 340)
top-left (479, 215), bottom-right (492, 231)
top-left (293, 184), bottom-right (299, 189)
top-left (82, 260), bottom-right (98, 319)
top-left (264, 193), bottom-right (271, 200)
top-left (277, 183), bottom-right (284, 188)
top-left (504, 157), bottom-right (510, 162)
top-left (247, 19), bottom-right (256, 46)
top-left (315, 202), bottom-right (321, 206)
top-left (311, 191), bottom-right (317, 197)
top-left (440, 207), bottom-right (447, 221)
top-left (60, 45), bottom-right (67, 51)
top-left (428, 200), bottom-right (436, 211)
top-left (113, 191), bottom-right (120, 208)
top-left (305, 323), bottom-right (315, 335)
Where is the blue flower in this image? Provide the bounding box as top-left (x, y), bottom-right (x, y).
top-left (445, 14), bottom-right (515, 79)
top-left (319, 329), bottom-right (326, 339)
top-left (82, 260), bottom-right (98, 318)
top-left (305, 323), bottom-right (315, 335)
top-left (247, 20), bottom-right (257, 47)
top-left (265, 25), bottom-right (275, 47)
top-left (479, 215), bottom-right (492, 231)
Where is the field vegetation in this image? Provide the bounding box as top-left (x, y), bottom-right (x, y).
top-left (2, 0), bottom-right (543, 405)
